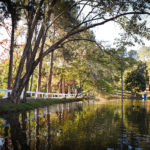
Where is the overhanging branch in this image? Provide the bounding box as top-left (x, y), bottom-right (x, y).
top-left (41, 11), bottom-right (150, 60)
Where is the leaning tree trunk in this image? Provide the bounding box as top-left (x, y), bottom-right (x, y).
top-left (24, 40), bottom-right (31, 102)
top-left (8, 19), bottom-right (15, 90)
top-left (37, 59), bottom-right (43, 97)
top-left (30, 73), bottom-right (34, 91)
top-left (9, 0), bottom-right (45, 103)
top-left (9, 27), bottom-right (71, 103)
top-left (9, 34), bottom-right (37, 103)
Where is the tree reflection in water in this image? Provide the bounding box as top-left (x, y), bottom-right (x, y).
top-left (4, 126), bottom-right (8, 150)
top-left (47, 106), bottom-right (51, 150)
top-left (5, 113), bottom-right (30, 150)
top-left (35, 109), bottom-right (40, 150)
top-left (0, 100), bottom-right (150, 150)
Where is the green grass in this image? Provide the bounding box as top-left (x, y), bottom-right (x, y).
top-left (0, 98), bottom-right (84, 115)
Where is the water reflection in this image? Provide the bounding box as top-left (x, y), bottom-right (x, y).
top-left (2, 113), bottom-right (29, 150)
top-left (0, 100), bottom-right (150, 149)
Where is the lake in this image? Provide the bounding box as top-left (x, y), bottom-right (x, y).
top-left (0, 99), bottom-right (150, 150)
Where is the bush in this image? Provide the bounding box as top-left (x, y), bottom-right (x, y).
top-left (125, 70), bottom-right (146, 94)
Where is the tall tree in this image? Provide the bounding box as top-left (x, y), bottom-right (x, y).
top-left (0, 0), bottom-right (21, 90)
top-left (111, 48), bottom-right (129, 101)
top-left (125, 62), bottom-right (146, 95)
top-left (127, 50), bottom-right (138, 96)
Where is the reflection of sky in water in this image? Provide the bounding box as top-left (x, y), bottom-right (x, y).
top-left (0, 137), bottom-right (4, 147)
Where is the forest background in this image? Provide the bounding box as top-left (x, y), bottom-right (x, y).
top-left (0, 0), bottom-right (150, 103)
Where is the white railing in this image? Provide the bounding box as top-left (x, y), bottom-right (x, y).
top-left (0, 89), bottom-right (79, 99)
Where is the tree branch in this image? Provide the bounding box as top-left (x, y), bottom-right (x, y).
top-left (40, 11), bottom-right (150, 63)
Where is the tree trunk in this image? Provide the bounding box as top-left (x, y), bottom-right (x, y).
top-left (24, 81), bottom-right (29, 103)
top-left (9, 61), bottom-right (36, 103)
top-left (47, 51), bottom-right (54, 94)
top-left (9, 28), bottom-right (75, 103)
top-left (10, 4), bottom-right (46, 103)
top-left (68, 85), bottom-right (71, 95)
top-left (37, 59), bottom-right (43, 97)
top-left (9, 41), bottom-right (60, 103)
top-left (24, 42), bottom-right (31, 102)
top-left (62, 79), bottom-right (65, 94)
top-left (59, 79), bottom-right (62, 93)
top-left (47, 17), bottom-right (55, 95)
top-left (75, 88), bottom-right (80, 98)
top-left (36, 23), bottom-right (47, 97)
top-left (121, 70), bottom-right (124, 102)
top-left (8, 19), bottom-right (15, 90)
top-left (30, 73), bottom-right (34, 91)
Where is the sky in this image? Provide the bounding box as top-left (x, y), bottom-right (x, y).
top-left (81, 3), bottom-right (150, 52)
top-left (0, 20), bottom-right (26, 61)
top-left (81, 4), bottom-right (124, 49)
top-left (93, 22), bottom-right (123, 46)
top-left (92, 21), bottom-right (150, 51)
top-left (0, 27), bottom-right (10, 61)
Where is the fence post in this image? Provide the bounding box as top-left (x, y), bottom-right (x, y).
top-left (5, 91), bottom-right (8, 98)
top-left (35, 92), bottom-right (37, 99)
top-left (20, 91), bottom-right (24, 99)
top-left (30, 92), bottom-right (32, 97)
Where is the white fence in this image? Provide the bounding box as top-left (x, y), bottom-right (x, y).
top-left (0, 89), bottom-right (79, 99)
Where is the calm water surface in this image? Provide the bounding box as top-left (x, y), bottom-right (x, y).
top-left (0, 100), bottom-right (150, 150)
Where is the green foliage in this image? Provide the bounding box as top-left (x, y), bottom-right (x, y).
top-left (0, 61), bottom-right (8, 90)
top-left (0, 55), bottom-right (21, 89)
top-left (95, 78), bottom-right (112, 92)
top-left (1, 0), bottom-right (146, 98)
top-left (125, 63), bottom-right (146, 94)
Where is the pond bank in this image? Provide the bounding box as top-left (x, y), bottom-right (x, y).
top-left (0, 98), bottom-right (86, 115)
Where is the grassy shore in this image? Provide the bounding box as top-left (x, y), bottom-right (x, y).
top-left (0, 98), bottom-right (85, 115)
